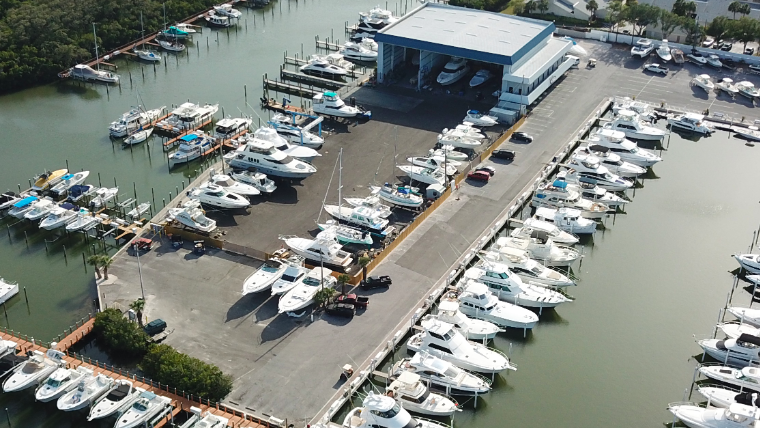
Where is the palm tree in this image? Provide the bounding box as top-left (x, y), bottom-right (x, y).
top-left (129, 298), bottom-right (146, 326)
top-left (87, 255), bottom-right (102, 280)
top-left (337, 274), bottom-right (351, 295)
top-left (537, 0), bottom-right (549, 14)
top-left (586, 0), bottom-right (599, 21)
top-left (729, 0), bottom-right (744, 19)
top-left (314, 288), bottom-right (337, 309)
top-left (99, 255), bottom-right (114, 280)
top-left (358, 256), bottom-right (371, 282)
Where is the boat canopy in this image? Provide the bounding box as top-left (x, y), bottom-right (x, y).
top-left (13, 196), bottom-right (37, 208)
top-left (180, 134), bottom-right (199, 142)
top-left (61, 173), bottom-right (74, 180)
top-left (738, 334), bottom-right (760, 347)
top-left (552, 180), bottom-right (568, 189)
top-left (60, 203), bottom-right (77, 210)
top-left (588, 145), bottom-right (610, 154)
top-left (324, 91), bottom-right (337, 97)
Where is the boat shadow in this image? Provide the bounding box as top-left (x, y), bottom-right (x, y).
top-left (226, 292), bottom-right (273, 323)
top-left (690, 86), bottom-right (710, 100)
top-left (261, 184), bottom-right (300, 205)
top-left (260, 312), bottom-right (303, 343)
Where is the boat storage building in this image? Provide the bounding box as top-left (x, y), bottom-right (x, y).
top-left (374, 2), bottom-right (575, 121)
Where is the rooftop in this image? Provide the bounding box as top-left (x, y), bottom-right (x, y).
top-left (508, 37), bottom-right (573, 81)
top-left (375, 3), bottom-right (555, 65)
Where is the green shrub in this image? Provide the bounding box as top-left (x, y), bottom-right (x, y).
top-left (140, 344), bottom-right (233, 401)
top-left (93, 308), bottom-right (149, 357)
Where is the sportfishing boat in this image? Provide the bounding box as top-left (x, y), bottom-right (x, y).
top-left (407, 318), bottom-right (515, 373)
top-left (67, 184), bottom-right (94, 202)
top-left (123, 128), bottom-right (154, 146)
top-left (342, 393), bottom-right (450, 428)
top-left (463, 110), bottom-right (498, 127)
top-left (278, 267), bottom-right (337, 313)
top-left (423, 299), bottom-right (503, 341)
top-left (469, 69), bottom-right (493, 88)
top-left (737, 81), bottom-right (760, 100)
top-left (168, 132), bottom-right (215, 168)
top-left (493, 234), bottom-right (581, 267)
top-left (66, 208), bottom-right (100, 232)
top-left (213, 3), bottom-right (242, 18)
top-left (127, 202), bottom-right (151, 220)
top-left (343, 195), bottom-right (392, 218)
top-left (224, 139), bottom-right (318, 179)
top-left (271, 264), bottom-right (309, 296)
top-left (0, 278), bottom-right (19, 305)
top-left (312, 91), bottom-right (371, 119)
top-left (717, 78), bottom-right (740, 97)
top-left (631, 38), bottom-right (654, 57)
top-left (89, 187), bottom-right (119, 209)
top-left (340, 42), bottom-right (378, 62)
top-left (168, 200), bottom-right (217, 232)
top-left (554, 172), bottom-right (629, 208)
top-left (68, 64), bottom-right (119, 84)
top-left (252, 127), bottom-right (322, 162)
top-left (698, 385), bottom-right (760, 409)
top-left (563, 156), bottom-right (634, 192)
top-left (23, 198), bottom-right (55, 221)
top-left (464, 264), bottom-right (571, 309)
top-left (317, 220), bottom-right (373, 246)
top-left (109, 107), bottom-right (163, 137)
top-left (188, 183), bottom-right (250, 209)
top-left (707, 54), bottom-right (723, 68)
top-left (699, 365), bottom-right (760, 392)
top-left (431, 146), bottom-right (468, 162)
top-left (300, 57), bottom-right (350, 78)
top-left (668, 402), bottom-right (760, 428)
top-left (209, 174), bottom-right (260, 197)
top-left (35, 366), bottom-right (88, 402)
top-left (57, 371), bottom-right (114, 412)
top-left (590, 128), bottom-right (662, 167)
top-left (397, 165), bottom-right (447, 186)
top-left (437, 57), bottom-right (470, 86)
top-left (32, 169), bottom-right (68, 191)
top-left (603, 110), bottom-right (666, 141)
top-left (692, 74), bottom-right (715, 93)
top-left (687, 50), bottom-right (708, 65)
top-left (531, 180), bottom-right (610, 219)
top-left (114, 391), bottom-right (172, 428)
top-left (697, 334), bottom-right (760, 366)
top-left (359, 6), bottom-right (398, 24)
top-left (281, 234), bottom-right (353, 267)
top-left (654, 40), bottom-right (671, 62)
top-left (39, 203), bottom-right (78, 230)
top-left (727, 306), bottom-right (760, 327)
top-left (407, 156), bottom-right (458, 176)
top-left (436, 133), bottom-right (481, 150)
top-left (242, 253), bottom-right (304, 295)
top-left (533, 207), bottom-right (597, 234)
top-left (214, 117), bottom-right (252, 140)
top-left (390, 352), bottom-right (491, 396)
top-left (369, 183), bottom-right (424, 209)
top-left (734, 254), bottom-right (760, 274)
top-left (574, 145), bottom-right (646, 177)
top-left (455, 282), bottom-right (539, 330)
top-left (479, 246), bottom-right (576, 288)
top-left (269, 114), bottom-right (324, 148)
top-left (205, 14), bottom-right (232, 28)
top-left (323, 205), bottom-right (390, 232)
top-left (668, 112), bottom-right (714, 135)
top-left (230, 171), bottom-right (277, 194)
top-left (3, 349), bottom-right (65, 392)
top-left (158, 38), bottom-right (185, 52)
top-left (51, 171), bottom-right (90, 195)
top-left (157, 103), bottom-right (219, 133)
top-left (385, 372), bottom-right (460, 417)
top-left (87, 380), bottom-right (143, 421)
top-left (7, 196), bottom-right (39, 218)
top-left (510, 217), bottom-right (579, 245)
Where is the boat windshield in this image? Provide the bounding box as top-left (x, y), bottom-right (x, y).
top-left (443, 366), bottom-right (460, 378)
top-left (261, 265), bottom-right (280, 273)
top-left (370, 402), bottom-right (401, 418)
top-left (133, 400), bottom-right (149, 411)
top-left (531, 266), bottom-right (543, 274)
top-left (46, 378), bottom-right (64, 388)
top-left (303, 277), bottom-right (321, 287)
top-left (281, 273), bottom-right (303, 283)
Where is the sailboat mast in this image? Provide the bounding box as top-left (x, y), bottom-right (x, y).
top-left (140, 12), bottom-right (145, 50)
top-left (338, 148), bottom-right (343, 212)
top-left (92, 23), bottom-right (99, 71)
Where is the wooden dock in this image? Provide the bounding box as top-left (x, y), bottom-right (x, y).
top-left (159, 119), bottom-right (214, 144)
top-left (263, 77), bottom-right (320, 98)
top-left (280, 69), bottom-right (345, 89)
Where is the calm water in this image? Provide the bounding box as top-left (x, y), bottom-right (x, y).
top-left (0, 1), bottom-right (758, 426)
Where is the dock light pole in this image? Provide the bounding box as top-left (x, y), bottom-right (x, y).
top-left (132, 227), bottom-right (146, 301)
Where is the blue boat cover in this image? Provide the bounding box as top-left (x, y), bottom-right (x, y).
top-left (468, 110), bottom-right (479, 114)
top-left (60, 203), bottom-right (76, 210)
top-left (167, 26), bottom-right (188, 35)
top-left (324, 91), bottom-right (337, 97)
top-left (552, 180), bottom-right (568, 189)
top-left (397, 187), bottom-right (409, 195)
top-left (68, 185), bottom-right (89, 198)
top-left (13, 196), bottom-right (37, 208)
top-left (180, 134), bottom-right (199, 142)
top-left (140, 391), bottom-right (157, 400)
top-left (61, 173), bottom-right (74, 180)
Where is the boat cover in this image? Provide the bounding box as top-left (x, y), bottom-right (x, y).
top-left (60, 203), bottom-right (77, 210)
top-left (589, 145), bottom-right (610, 153)
top-left (13, 196), bottom-right (37, 208)
top-left (738, 334), bottom-right (760, 347)
top-left (180, 134), bottom-right (199, 142)
top-left (552, 180), bottom-right (568, 189)
top-left (68, 185), bottom-right (90, 198)
top-left (61, 174), bottom-right (74, 180)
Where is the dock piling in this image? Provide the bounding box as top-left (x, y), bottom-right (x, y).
top-left (24, 231), bottom-right (28, 248)
top-left (82, 252), bottom-right (87, 272)
top-left (62, 245), bottom-right (68, 263)
top-left (3, 304), bottom-right (8, 328)
top-left (5, 407), bottom-right (10, 427)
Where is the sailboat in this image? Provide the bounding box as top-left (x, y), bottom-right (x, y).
top-left (159, 3), bottom-right (186, 52)
top-left (134, 12), bottom-right (161, 62)
top-left (69, 25), bottom-right (120, 84)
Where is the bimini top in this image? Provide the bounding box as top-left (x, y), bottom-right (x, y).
top-left (180, 134), bottom-right (199, 142)
top-left (375, 2), bottom-right (555, 65)
top-left (551, 180), bottom-right (568, 189)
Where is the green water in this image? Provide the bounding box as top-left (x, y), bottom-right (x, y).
top-left (0, 0), bottom-right (759, 426)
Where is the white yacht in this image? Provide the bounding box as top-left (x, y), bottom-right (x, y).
top-left (656, 39), bottom-right (672, 62)
top-left (734, 254), bottom-right (760, 274)
top-left (269, 114), bottom-right (324, 148)
top-left (230, 171), bottom-right (277, 194)
top-left (699, 365), bottom-right (760, 392)
top-left (343, 195), bottom-right (392, 219)
top-left (57, 371), bottom-right (114, 411)
top-left (564, 156), bottom-right (634, 192)
top-left (737, 81), bottom-right (760, 100)
top-left (0, 192), bottom-right (21, 211)
top-left (493, 234), bottom-right (581, 267)
top-left (423, 299), bottom-right (503, 341)
top-left (603, 110), bottom-right (666, 141)
top-left (156, 102), bottom-right (219, 133)
top-left (386, 372), bottom-right (460, 417)
top-left (531, 181), bottom-right (610, 219)
top-left (39, 204), bottom-right (78, 230)
top-left (205, 14), bottom-right (232, 28)
top-left (464, 264), bottom-right (571, 309)
top-left (209, 174), bottom-right (260, 197)
top-left (431, 145), bottom-right (469, 162)
top-left (24, 198), bottom-right (56, 221)
top-left (89, 187), bottom-right (119, 209)
top-left (397, 165), bottom-right (447, 186)
top-left (3, 349), bottom-right (65, 392)
top-left (114, 391), bottom-right (172, 428)
top-left (717, 78), bottom-right (740, 97)
top-left (455, 282), bottom-right (539, 330)
top-left (591, 129), bottom-right (662, 167)
top-left (278, 267), bottom-right (337, 313)
top-left (168, 200), bottom-right (217, 232)
top-left (510, 218), bottom-right (579, 245)
top-left (533, 207), bottom-right (597, 234)
top-left (390, 352), bottom-right (491, 396)
top-left (252, 127), bottom-right (322, 162)
top-left (312, 91), bottom-right (371, 119)
top-left (612, 98), bottom-right (657, 122)
top-left (300, 57), bottom-right (350, 78)
top-left (191, 411), bottom-right (229, 427)
top-left (574, 145), bottom-right (646, 177)
top-left (167, 132), bottom-right (215, 168)
top-left (463, 110), bottom-right (498, 127)
top-left (108, 106), bottom-right (166, 138)
top-left (0, 339), bottom-right (16, 359)
top-left (270, 265), bottom-right (309, 296)
top-left (66, 208), bottom-right (100, 232)
top-left (87, 380), bottom-right (143, 421)
top-left (687, 50), bottom-right (708, 65)
top-left (631, 38), bottom-right (654, 57)
top-left (437, 133), bottom-right (481, 150)
top-left (51, 171), bottom-right (90, 195)
top-left (342, 393), bottom-right (449, 428)
top-left (707, 54), bottom-right (724, 68)
top-left (188, 183), bottom-right (250, 209)
top-left (123, 128), bottom-right (153, 146)
top-left (692, 74), bottom-right (715, 93)
top-left (359, 6), bottom-right (398, 24)
top-left (323, 205), bottom-right (390, 232)
top-left (407, 318), bottom-right (515, 373)
top-left (442, 127), bottom-right (484, 143)
top-left (158, 38), bottom-right (185, 52)
top-left (727, 306), bottom-right (760, 327)
top-left (69, 64), bottom-right (120, 84)
top-left (369, 183), bottom-right (424, 209)
top-left (213, 3), bottom-right (242, 18)
top-left (668, 402), bottom-right (760, 428)
top-left (437, 57), bottom-right (470, 86)
top-left (242, 255), bottom-right (301, 295)
top-left (317, 220), bottom-right (373, 246)
top-left (668, 113), bottom-right (714, 135)
top-left (698, 385), bottom-right (760, 409)
top-left (7, 195), bottom-right (39, 218)
top-left (554, 172), bottom-right (629, 208)
top-left (697, 334), bottom-right (760, 366)
top-left (718, 322), bottom-right (760, 340)
top-left (282, 234), bottom-right (353, 267)
top-left (480, 246), bottom-right (576, 288)
top-left (214, 117), bottom-right (252, 140)
top-left (0, 279), bottom-right (18, 305)
top-left (469, 69), bottom-right (493, 88)
top-left (339, 42), bottom-right (378, 62)
top-left (35, 366), bottom-right (87, 402)
top-left (224, 138), bottom-right (317, 179)
top-left (407, 156), bottom-right (459, 176)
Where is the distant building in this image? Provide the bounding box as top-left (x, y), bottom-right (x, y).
top-left (547, 0), bottom-right (611, 20)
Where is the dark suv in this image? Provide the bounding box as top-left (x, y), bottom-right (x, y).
top-left (511, 132), bottom-right (534, 143)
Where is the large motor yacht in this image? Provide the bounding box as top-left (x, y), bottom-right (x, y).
top-left (389, 352), bottom-right (492, 396)
top-left (187, 183), bottom-right (250, 209)
top-left (437, 57), bottom-right (470, 86)
top-left (667, 112), bottom-right (714, 135)
top-left (109, 106), bottom-right (164, 137)
top-left (563, 156), bottom-right (634, 192)
top-left (167, 132), bottom-right (215, 168)
top-left (156, 102), bottom-right (219, 133)
top-left (224, 138), bottom-right (317, 180)
top-left (479, 246), bottom-right (576, 288)
top-left (464, 263), bottom-right (571, 309)
top-left (214, 117), bottom-right (252, 140)
top-left (574, 145), bottom-right (646, 178)
top-left (282, 234), bottom-right (354, 267)
top-left (342, 392), bottom-right (449, 428)
top-left (312, 91), bottom-right (371, 119)
top-left (531, 180), bottom-right (610, 219)
top-left (168, 200), bottom-right (217, 232)
top-left (493, 233), bottom-right (581, 267)
top-left (589, 129), bottom-right (662, 167)
top-left (603, 109), bottom-right (666, 141)
top-left (278, 267), bottom-right (338, 313)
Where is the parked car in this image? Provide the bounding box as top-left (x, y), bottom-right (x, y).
top-left (325, 302), bottom-right (355, 318)
top-left (467, 170), bottom-right (491, 182)
top-left (475, 166), bottom-right (496, 176)
top-left (643, 63), bottom-right (669, 75)
top-left (746, 47), bottom-right (756, 56)
top-left (361, 275), bottom-right (391, 289)
top-left (511, 132), bottom-right (533, 143)
top-left (720, 42), bottom-right (733, 51)
top-left (702, 38), bottom-right (715, 48)
top-left (491, 149), bottom-right (516, 160)
top-left (144, 319), bottom-right (167, 336)
top-left (336, 294), bottom-right (369, 309)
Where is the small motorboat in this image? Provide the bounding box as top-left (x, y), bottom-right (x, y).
top-left (707, 54), bottom-right (723, 68)
top-left (205, 13), bottom-right (233, 28)
top-left (437, 57), bottom-right (470, 86)
top-left (687, 50), bottom-right (708, 65)
top-left (317, 220), bottom-right (373, 246)
top-left (66, 208), bottom-right (100, 232)
top-left (134, 48), bottom-right (161, 62)
top-left (7, 195), bottom-right (39, 218)
top-left (324, 205), bottom-right (390, 232)
top-left (32, 169), bottom-right (68, 191)
top-left (423, 299), bottom-right (503, 341)
top-left (113, 391), bottom-right (172, 428)
top-left (407, 156), bottom-right (458, 176)
top-left (188, 183), bottom-right (250, 209)
top-left (160, 26), bottom-right (191, 39)
top-left (390, 352), bottom-right (491, 396)
top-left (209, 174), bottom-right (260, 197)
top-left (158, 38), bottom-right (185, 52)
top-left (87, 380), bottom-right (143, 421)
top-left (123, 128), bottom-right (153, 146)
top-left (190, 411), bottom-right (230, 428)
top-left (369, 183), bottom-right (424, 209)
top-left (39, 203), bottom-right (78, 230)
top-left (213, 3), bottom-right (242, 18)
top-left (230, 171), bottom-right (277, 194)
top-left (727, 306), bottom-right (760, 327)
top-left (126, 202), bottom-right (151, 220)
top-left (737, 81), bottom-right (760, 100)
top-left (692, 74), bottom-right (715, 92)
top-left (278, 267), bottom-right (337, 313)
top-left (668, 402), bottom-right (760, 428)
top-left (437, 133), bottom-right (481, 150)
top-left (51, 171), bottom-right (90, 195)
top-left (385, 371), bottom-right (460, 417)
top-left (342, 195), bottom-right (392, 218)
top-left (698, 385), bottom-right (760, 409)
top-left (699, 365), bottom-right (760, 392)
top-left (35, 366), bottom-right (88, 402)
top-left (734, 253), bottom-right (760, 273)
top-left (672, 48), bottom-right (685, 64)
top-left (493, 234), bottom-right (581, 267)
top-left (463, 110), bottom-right (498, 127)
top-left (24, 198), bottom-right (56, 221)
top-left (0, 339), bottom-right (16, 359)
top-left (243, 258), bottom-right (294, 295)
top-left (0, 278), bottom-right (19, 305)
top-left (168, 200), bottom-right (217, 233)
top-left (89, 187), bottom-right (119, 209)
top-left (3, 349), bottom-right (65, 392)
top-left (667, 113), bottom-right (713, 135)
top-left (57, 371), bottom-right (114, 412)
top-left (717, 77), bottom-right (739, 97)
top-left (443, 126), bottom-right (485, 141)
top-left (717, 322), bottom-right (760, 340)
top-left (397, 165), bottom-right (446, 186)
top-left (67, 184), bottom-right (94, 202)
top-left (469, 69), bottom-right (493, 88)
top-left (431, 146), bottom-right (468, 162)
